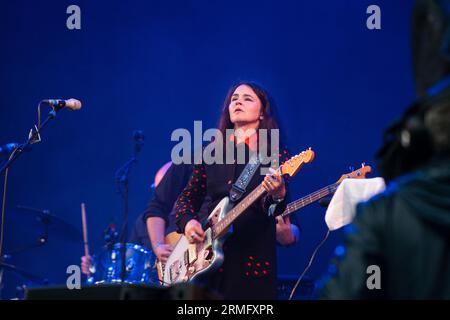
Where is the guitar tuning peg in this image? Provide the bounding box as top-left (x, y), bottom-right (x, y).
top-left (349, 166), bottom-right (354, 172)
top-left (361, 162), bottom-right (366, 167)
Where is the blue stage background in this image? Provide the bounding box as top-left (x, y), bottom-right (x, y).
top-left (0, 0), bottom-right (415, 299)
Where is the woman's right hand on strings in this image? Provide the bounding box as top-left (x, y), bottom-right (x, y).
top-left (81, 255), bottom-right (92, 276)
top-left (154, 243), bottom-right (173, 263)
top-left (185, 219), bottom-right (205, 244)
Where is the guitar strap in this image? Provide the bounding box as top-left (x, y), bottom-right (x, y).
top-left (229, 153), bottom-right (261, 203)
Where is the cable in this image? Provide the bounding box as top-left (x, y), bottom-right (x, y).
top-left (0, 168), bottom-right (9, 258)
top-left (1, 101), bottom-right (54, 258)
top-left (288, 229), bottom-right (331, 300)
top-left (37, 103), bottom-right (42, 130)
top-left (0, 149), bottom-right (18, 258)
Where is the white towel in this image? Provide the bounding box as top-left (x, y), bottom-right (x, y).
top-left (325, 177), bottom-right (386, 231)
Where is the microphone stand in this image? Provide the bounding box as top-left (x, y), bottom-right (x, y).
top-left (0, 107), bottom-right (57, 175)
top-left (115, 132), bottom-right (143, 284)
top-left (0, 102), bottom-right (65, 270)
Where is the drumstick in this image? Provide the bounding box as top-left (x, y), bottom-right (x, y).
top-left (81, 202), bottom-right (90, 257)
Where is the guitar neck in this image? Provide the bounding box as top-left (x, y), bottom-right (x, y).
top-left (280, 181), bottom-right (340, 218)
top-left (212, 184), bottom-right (266, 238)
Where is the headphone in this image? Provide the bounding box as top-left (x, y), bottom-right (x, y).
top-left (376, 0), bottom-right (450, 182)
top-left (376, 80), bottom-right (450, 182)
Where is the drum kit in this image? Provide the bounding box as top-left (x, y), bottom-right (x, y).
top-left (0, 112), bottom-right (156, 299)
top-left (86, 243), bottom-right (158, 285)
top-left (0, 204), bottom-right (159, 299)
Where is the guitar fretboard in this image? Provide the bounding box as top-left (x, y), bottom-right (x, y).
top-left (280, 182), bottom-right (340, 217)
top-left (212, 184), bottom-right (266, 238)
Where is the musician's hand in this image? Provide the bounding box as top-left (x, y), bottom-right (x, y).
top-left (262, 168), bottom-right (286, 200)
top-left (185, 219), bottom-right (205, 244)
top-left (276, 216), bottom-right (299, 246)
top-left (81, 255), bottom-right (92, 276)
top-left (154, 244), bottom-right (173, 263)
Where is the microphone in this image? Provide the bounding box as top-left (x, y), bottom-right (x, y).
top-left (133, 130), bottom-right (145, 154)
top-left (0, 142), bottom-right (19, 159)
top-left (133, 130), bottom-right (145, 143)
top-left (43, 99), bottom-right (82, 111)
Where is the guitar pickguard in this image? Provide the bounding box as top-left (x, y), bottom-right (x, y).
top-left (163, 197), bottom-right (232, 285)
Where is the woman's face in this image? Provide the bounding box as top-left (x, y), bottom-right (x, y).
top-left (228, 85), bottom-right (262, 128)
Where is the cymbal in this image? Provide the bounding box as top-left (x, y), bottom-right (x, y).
top-left (0, 261), bottom-right (48, 285)
top-left (8, 205), bottom-right (83, 244)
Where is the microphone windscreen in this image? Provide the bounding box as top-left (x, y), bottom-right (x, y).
top-left (66, 98), bottom-right (82, 111)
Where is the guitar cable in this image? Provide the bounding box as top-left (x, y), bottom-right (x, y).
top-left (288, 228), bottom-right (331, 300)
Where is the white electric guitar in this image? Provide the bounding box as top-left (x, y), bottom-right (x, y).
top-left (160, 149), bottom-right (315, 286)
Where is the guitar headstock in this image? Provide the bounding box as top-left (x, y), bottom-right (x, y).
top-left (280, 148), bottom-right (315, 177)
top-left (337, 163), bottom-right (372, 183)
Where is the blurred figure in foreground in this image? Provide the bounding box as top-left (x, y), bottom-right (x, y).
top-left (323, 0), bottom-right (450, 299)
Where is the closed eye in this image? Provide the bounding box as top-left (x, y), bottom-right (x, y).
top-left (231, 93), bottom-right (255, 102)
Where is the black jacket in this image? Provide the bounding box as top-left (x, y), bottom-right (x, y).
top-left (175, 143), bottom-right (291, 299)
top-left (322, 158), bottom-right (450, 299)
